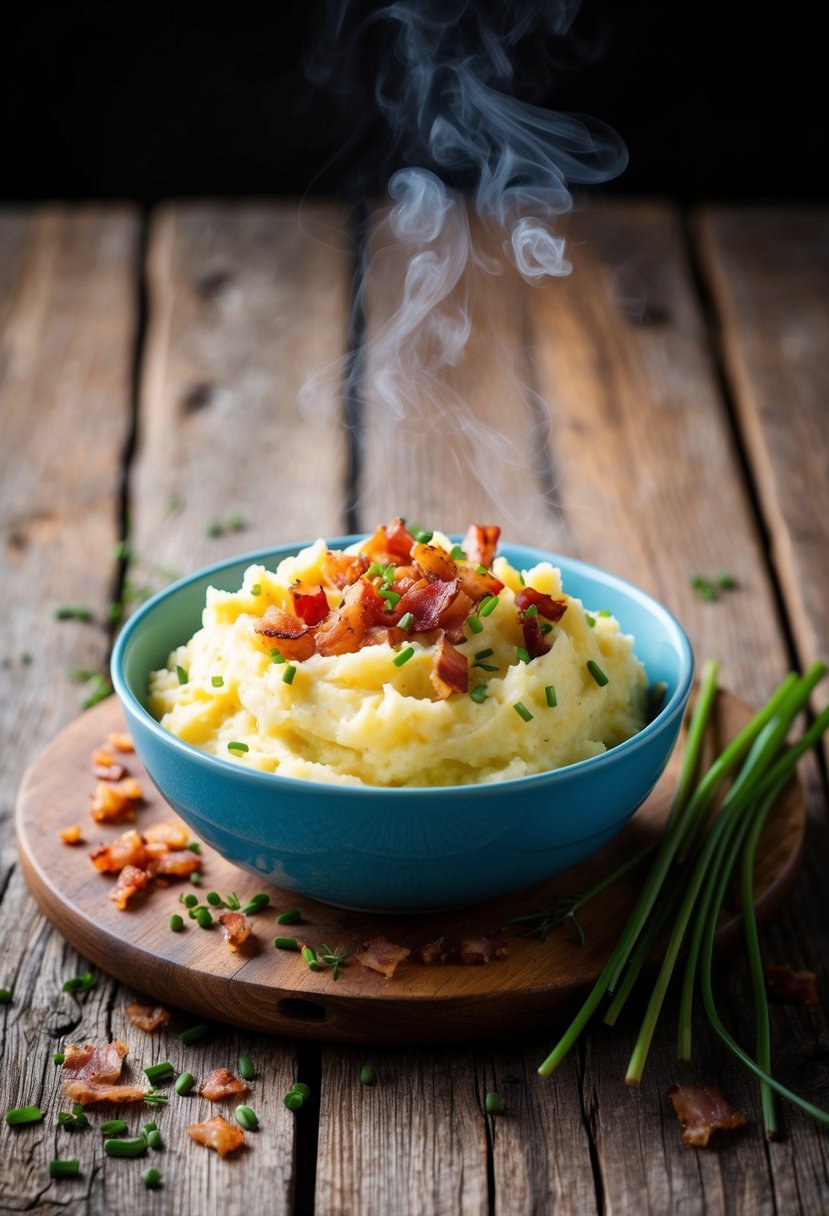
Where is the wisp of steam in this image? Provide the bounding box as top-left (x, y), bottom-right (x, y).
top-left (300, 0), bottom-right (627, 533)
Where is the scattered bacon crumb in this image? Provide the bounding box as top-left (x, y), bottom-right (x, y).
top-left (430, 633), bottom-right (468, 698)
top-left (89, 829), bottom-right (147, 873)
top-left (667, 1084), bottom-right (746, 1146)
top-left (89, 781), bottom-right (136, 824)
top-left (124, 1002), bottom-right (172, 1032)
top-left (515, 587), bottom-right (568, 623)
top-left (146, 849), bottom-right (201, 879)
top-left (92, 762), bottom-right (128, 781)
top-left (354, 935), bottom-right (411, 978)
top-left (143, 820), bottom-right (190, 849)
top-left (764, 964), bottom-right (819, 1005)
top-left (61, 1040), bottom-right (148, 1105)
top-left (64, 1080), bottom-right (150, 1106)
top-left (458, 935), bottom-right (509, 965)
top-left (91, 746), bottom-right (116, 768)
top-left (199, 1067), bottom-right (249, 1101)
top-left (109, 863), bottom-right (149, 909)
top-left (418, 939), bottom-right (454, 965)
top-left (59, 823), bottom-right (83, 845)
top-left (108, 732), bottom-right (135, 752)
top-left (187, 1114), bottom-right (245, 1157)
top-left (217, 911), bottom-right (252, 952)
top-left (116, 777), bottom-right (143, 801)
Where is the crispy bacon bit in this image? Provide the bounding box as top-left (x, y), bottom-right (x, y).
top-left (143, 820), bottom-right (190, 849)
top-left (290, 584), bottom-right (330, 626)
top-left (90, 781), bottom-right (135, 824)
top-left (93, 762), bottom-right (128, 781)
top-left (354, 935), bottom-right (411, 978)
top-left (91, 746), bottom-right (115, 768)
top-left (667, 1084), bottom-right (746, 1147)
top-left (63, 1040), bottom-right (129, 1083)
top-left (187, 1114), bottom-right (245, 1157)
top-left (462, 524), bottom-right (501, 569)
top-left (418, 939), bottom-right (454, 965)
top-left (393, 579), bottom-right (460, 632)
top-left (59, 823), bottom-right (83, 845)
top-left (117, 777), bottom-right (143, 800)
top-left (108, 731), bottom-right (135, 752)
top-left (412, 541), bottom-right (458, 583)
top-left (515, 587), bottom-right (568, 622)
top-left (521, 613), bottom-right (552, 660)
top-left (200, 1067), bottom-right (249, 1101)
top-left (315, 579), bottom-right (387, 657)
top-left (323, 549), bottom-right (370, 589)
top-left (146, 849), bottom-right (201, 879)
top-left (254, 606), bottom-right (316, 661)
top-left (455, 563), bottom-right (504, 605)
top-left (764, 964), bottom-right (819, 1005)
top-left (361, 517), bottom-right (417, 565)
top-left (109, 863), bottom-right (149, 909)
top-left (436, 589), bottom-right (475, 644)
top-left (89, 829), bottom-right (147, 873)
top-left (64, 1080), bottom-right (150, 1105)
top-left (124, 1002), bottom-right (172, 1032)
top-left (430, 633), bottom-right (468, 699)
top-left (217, 911), bottom-right (252, 952)
top-left (458, 935), bottom-right (509, 965)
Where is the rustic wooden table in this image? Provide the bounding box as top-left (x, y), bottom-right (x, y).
top-left (1, 200), bottom-right (827, 1214)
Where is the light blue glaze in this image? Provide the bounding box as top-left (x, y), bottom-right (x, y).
top-left (111, 541), bottom-right (694, 911)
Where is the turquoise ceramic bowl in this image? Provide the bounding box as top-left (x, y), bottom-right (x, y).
top-left (111, 540), bottom-right (694, 911)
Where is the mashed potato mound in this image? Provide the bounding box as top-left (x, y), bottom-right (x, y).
top-left (149, 524), bottom-right (647, 787)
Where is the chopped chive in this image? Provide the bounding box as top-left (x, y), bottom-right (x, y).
top-left (690, 573), bottom-right (718, 602)
top-left (273, 936), bottom-right (299, 950)
top-left (62, 972), bottom-right (96, 994)
top-left (100, 1119), bottom-right (128, 1136)
top-left (276, 908), bottom-right (301, 925)
top-left (284, 1091), bottom-right (304, 1112)
top-left (597, 609), bottom-right (612, 617)
top-left (147, 1130), bottom-right (163, 1150)
top-left (282, 665), bottom-right (297, 685)
top-left (485, 1092), bottom-right (502, 1115)
top-left (475, 565), bottom-right (488, 575)
top-left (175, 1072), bottom-right (196, 1096)
top-left (5, 1106), bottom-right (44, 1126)
top-left (270, 648), bottom-right (285, 664)
top-left (57, 1111), bottom-right (77, 1128)
top-left (539, 622), bottom-right (553, 635)
top-left (53, 1052), bottom-right (65, 1065)
top-left (523, 603), bottom-right (538, 618)
top-left (413, 529), bottom-right (433, 543)
top-left (168, 914), bottom-right (184, 932)
top-left (227, 741), bottom-right (249, 753)
top-left (142, 1121), bottom-right (157, 1134)
top-left (473, 662), bottom-right (498, 672)
top-left (0, 988), bottom-right (11, 1004)
top-left (393, 646), bottom-right (415, 668)
top-left (291, 1082), bottom-right (311, 1099)
top-left (225, 891), bottom-right (241, 910)
top-left (366, 562), bottom-right (385, 578)
top-left (397, 612), bottom-right (414, 631)
top-left (359, 1064), bottom-right (376, 1086)
top-left (235, 1104), bottom-right (259, 1131)
top-left (211, 675), bottom-right (224, 688)
top-left (450, 545), bottom-right (465, 560)
top-left (227, 513), bottom-right (246, 530)
top-left (205, 520), bottom-right (223, 537)
top-left (251, 584), bottom-right (262, 596)
top-left (187, 841), bottom-right (202, 854)
top-left (107, 601), bottom-right (123, 624)
top-left (189, 872), bottom-right (202, 886)
top-left (143, 1089), bottom-right (169, 1107)
top-left (238, 1056), bottom-right (256, 1081)
top-left (70, 1103), bottom-right (87, 1123)
top-left (513, 702), bottom-right (534, 722)
top-left (585, 613), bottom-right (596, 628)
top-left (48, 1159), bottom-right (80, 1178)
top-left (545, 685), bottom-right (558, 708)
top-left (479, 596), bottom-right (499, 617)
top-left (206, 891), bottom-right (224, 906)
top-left (716, 569), bottom-right (738, 590)
top-left (467, 614), bottom-right (484, 634)
top-left (55, 605), bottom-right (93, 622)
top-left (241, 893), bottom-right (270, 915)
top-left (195, 904), bottom-right (213, 928)
top-left (188, 909), bottom-right (200, 919)
top-left (515, 647), bottom-right (531, 664)
top-left (176, 665), bottom-right (188, 685)
top-left (178, 1023), bottom-right (209, 1044)
top-left (105, 1135), bottom-right (147, 1158)
top-left (142, 1167), bottom-right (161, 1188)
top-left (144, 1062), bottom-right (175, 1085)
top-left (587, 660), bottom-right (609, 686)
top-left (302, 946), bottom-right (321, 971)
top-left (474, 648), bottom-right (494, 661)
top-left (181, 892), bottom-right (199, 907)
top-left (380, 588), bottom-right (401, 609)
top-left (470, 684), bottom-right (489, 704)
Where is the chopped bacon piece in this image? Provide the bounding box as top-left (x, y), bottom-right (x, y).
top-left (455, 562), bottom-right (504, 605)
top-left (116, 777), bottom-right (143, 800)
top-left (200, 1067), bottom-right (249, 1101)
top-left (360, 517), bottom-right (417, 565)
top-left (667, 1084), bottom-right (746, 1146)
top-left (462, 524), bottom-right (501, 569)
top-left (323, 549), bottom-right (370, 589)
top-left (187, 1114), bottom-right (245, 1157)
top-left (315, 579), bottom-right (387, 657)
top-left (59, 823), bottom-right (83, 845)
top-left (93, 762), bottom-right (128, 781)
top-left (217, 911), bottom-right (252, 952)
top-left (412, 541), bottom-right (458, 583)
top-left (89, 781), bottom-right (135, 824)
top-left (107, 731), bottom-right (135, 752)
top-left (146, 848), bottom-right (201, 879)
top-left (64, 1080), bottom-right (150, 1106)
top-left (254, 606), bottom-right (316, 661)
top-left (63, 1040), bottom-right (129, 1083)
top-left (109, 863), bottom-right (149, 909)
top-left (89, 829), bottom-right (147, 873)
top-left (290, 584), bottom-right (330, 626)
top-left (418, 939), bottom-right (453, 965)
top-left (124, 1002), bottom-right (171, 1032)
top-left (430, 633), bottom-right (468, 699)
top-left (458, 935), bottom-right (509, 965)
top-left (354, 935), bottom-right (411, 978)
top-left (515, 587), bottom-right (568, 622)
top-left (143, 820), bottom-right (190, 849)
top-left (436, 589), bottom-right (475, 644)
top-left (362, 624), bottom-right (406, 649)
top-left (764, 964), bottom-right (819, 1004)
top-left (91, 746), bottom-right (115, 768)
top-left (393, 579), bottom-right (460, 632)
top-left (521, 613), bottom-right (552, 659)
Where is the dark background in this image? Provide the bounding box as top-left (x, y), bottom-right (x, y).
top-left (3, 0), bottom-right (826, 203)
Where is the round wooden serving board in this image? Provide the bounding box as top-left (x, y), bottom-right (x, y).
top-left (16, 692), bottom-right (805, 1045)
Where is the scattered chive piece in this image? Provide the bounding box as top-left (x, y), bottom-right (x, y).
top-left (690, 573), bottom-right (718, 602)
top-left (206, 891), bottom-right (224, 906)
top-left (467, 614), bottom-right (484, 635)
top-left (359, 1064), bottom-right (376, 1086)
top-left (398, 612), bottom-right (414, 631)
top-left (205, 520), bottom-right (223, 537)
top-left (585, 613), bottom-right (596, 628)
top-left (142, 1122), bottom-right (158, 1134)
top-left (485, 1092), bottom-right (502, 1115)
top-left (211, 675), bottom-right (224, 688)
top-left (144, 1062), bottom-right (175, 1085)
top-left (241, 893), bottom-right (270, 915)
top-left (513, 702), bottom-right (533, 722)
top-left (168, 914), bottom-right (184, 932)
top-left (598, 609), bottom-right (612, 617)
top-left (143, 1089), bottom-right (169, 1107)
top-left (100, 1119), bottom-right (128, 1136)
top-left (107, 601), bottom-right (123, 624)
top-left (105, 1136), bottom-right (147, 1158)
top-left (302, 946), bottom-right (321, 971)
top-left (276, 908), bottom-right (301, 925)
top-left (474, 648), bottom-right (494, 661)
top-left (479, 596), bottom-right (499, 617)
top-left (176, 665), bottom-right (188, 685)
top-left (475, 565), bottom-right (488, 575)
top-left (251, 584), bottom-right (262, 596)
top-left (55, 605), bottom-right (93, 622)
top-left (187, 840), bottom-right (202, 854)
top-left (48, 1159), bottom-right (80, 1178)
top-left (235, 1105), bottom-right (259, 1131)
top-left (227, 741), bottom-right (249, 753)
top-left (196, 908), bottom-right (213, 930)
top-left (545, 685), bottom-right (558, 708)
top-left (147, 1130), bottom-right (163, 1150)
top-left (587, 660), bottom-right (609, 686)
top-left (393, 646), bottom-right (415, 668)
top-left (189, 872), bottom-right (202, 886)
top-left (380, 588), bottom-right (401, 609)
top-left (227, 513), bottom-right (246, 531)
top-left (366, 562), bottom-right (384, 578)
top-left (282, 665), bottom-right (297, 686)
top-left (473, 662), bottom-right (498, 672)
top-left (57, 1112), bottom-right (77, 1128)
top-left (181, 892), bottom-right (199, 908)
top-left (292, 1082), bottom-right (311, 1099)
top-left (238, 1056), bottom-right (255, 1082)
top-left (270, 648), bottom-right (285, 664)
top-left (515, 647), bottom-right (531, 664)
top-left (178, 1023), bottom-right (209, 1044)
top-left (539, 621), bottom-right (553, 635)
top-left (284, 1091), bottom-right (304, 1112)
top-left (62, 972), bottom-right (96, 994)
top-left (175, 1072), bottom-right (196, 1096)
top-left (142, 1167), bottom-right (161, 1188)
top-left (450, 545), bottom-right (465, 560)
top-left (0, 988), bottom-right (11, 1003)
top-left (716, 569), bottom-right (738, 590)
top-left (53, 1052), bottom-right (65, 1065)
top-left (523, 603), bottom-right (538, 618)
top-left (188, 909), bottom-right (200, 920)
top-left (5, 1106), bottom-right (44, 1126)
top-left (274, 936), bottom-right (299, 950)
top-left (413, 529), bottom-right (433, 543)
top-left (225, 891), bottom-right (241, 910)
top-left (470, 684), bottom-right (489, 704)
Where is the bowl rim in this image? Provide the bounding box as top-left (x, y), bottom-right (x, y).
top-left (111, 536), bottom-right (695, 798)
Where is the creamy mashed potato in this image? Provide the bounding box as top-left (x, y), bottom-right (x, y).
top-left (149, 530), bottom-right (647, 787)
